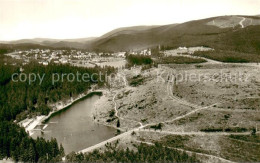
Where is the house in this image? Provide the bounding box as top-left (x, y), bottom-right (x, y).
top-left (59, 58), bottom-right (68, 64)
top-left (140, 49), bottom-right (151, 55)
top-left (116, 52), bottom-right (126, 57)
top-left (42, 61), bottom-right (48, 66)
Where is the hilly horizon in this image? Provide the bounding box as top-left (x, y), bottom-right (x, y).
top-left (1, 15), bottom-right (260, 54)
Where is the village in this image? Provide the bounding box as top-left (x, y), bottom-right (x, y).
top-left (4, 49), bottom-right (152, 68)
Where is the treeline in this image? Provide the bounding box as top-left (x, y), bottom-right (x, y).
top-left (156, 56), bottom-right (207, 64)
top-left (0, 49), bottom-right (8, 55)
top-left (126, 54), bottom-right (153, 66)
top-left (66, 142), bottom-right (199, 162)
top-left (0, 121), bottom-right (64, 162)
top-left (201, 127), bottom-right (248, 132)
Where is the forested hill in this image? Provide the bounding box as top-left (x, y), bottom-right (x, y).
top-left (0, 62), bottom-right (115, 121)
top-left (89, 16), bottom-right (260, 53)
top-left (0, 49), bottom-right (63, 162)
top-left (0, 121), bottom-right (65, 162)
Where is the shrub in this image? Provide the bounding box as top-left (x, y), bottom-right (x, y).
top-left (126, 55), bottom-right (153, 66)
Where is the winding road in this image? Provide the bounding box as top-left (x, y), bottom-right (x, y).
top-left (239, 17), bottom-right (246, 28)
top-left (139, 129), bottom-right (259, 136)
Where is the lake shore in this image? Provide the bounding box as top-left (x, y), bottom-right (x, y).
top-left (18, 89), bottom-right (103, 136)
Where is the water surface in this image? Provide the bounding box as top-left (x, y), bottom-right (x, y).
top-left (32, 95), bottom-right (116, 154)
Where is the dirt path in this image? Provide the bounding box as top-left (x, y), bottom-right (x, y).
top-left (139, 129), bottom-right (256, 136)
top-left (227, 137), bottom-right (260, 145)
top-left (205, 107), bottom-right (260, 113)
top-left (239, 17), bottom-right (246, 28)
top-left (113, 92), bottom-right (119, 118)
top-left (112, 91), bottom-right (143, 128)
top-left (79, 128), bottom-right (134, 153)
top-left (112, 72), bottom-right (144, 128)
top-left (164, 77), bottom-right (219, 125)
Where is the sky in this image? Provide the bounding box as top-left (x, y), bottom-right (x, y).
top-left (0, 0), bottom-right (259, 41)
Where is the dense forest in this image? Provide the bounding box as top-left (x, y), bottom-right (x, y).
top-left (126, 54), bottom-right (153, 66)
top-left (0, 49), bottom-right (115, 161)
top-left (0, 58), bottom-right (115, 121)
top-left (0, 121), bottom-right (64, 162)
top-left (155, 56), bottom-right (207, 64)
top-left (66, 142), bottom-right (199, 162)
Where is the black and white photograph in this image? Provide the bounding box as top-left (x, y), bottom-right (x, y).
top-left (0, 0), bottom-right (260, 162)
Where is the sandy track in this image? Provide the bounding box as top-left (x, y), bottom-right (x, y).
top-left (139, 129), bottom-right (257, 136)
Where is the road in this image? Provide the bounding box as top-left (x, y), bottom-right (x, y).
top-left (79, 128), bottom-right (135, 153)
top-left (139, 129), bottom-right (258, 136)
top-left (239, 17), bottom-right (246, 28)
top-left (80, 120), bottom-right (146, 153)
